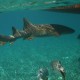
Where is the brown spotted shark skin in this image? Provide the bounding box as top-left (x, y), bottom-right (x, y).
top-left (22, 18), bottom-right (75, 40)
top-left (23, 18), bottom-right (60, 40)
top-left (51, 60), bottom-right (66, 80)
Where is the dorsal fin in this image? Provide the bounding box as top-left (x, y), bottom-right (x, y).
top-left (12, 26), bottom-right (21, 37)
top-left (23, 18), bottom-right (32, 30)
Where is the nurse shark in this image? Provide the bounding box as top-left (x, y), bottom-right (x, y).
top-left (20, 18), bottom-right (75, 40)
top-left (0, 17), bottom-right (75, 45)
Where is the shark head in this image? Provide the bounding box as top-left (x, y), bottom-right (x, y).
top-left (50, 24), bottom-right (75, 35)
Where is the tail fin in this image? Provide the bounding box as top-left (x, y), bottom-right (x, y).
top-left (12, 26), bottom-right (21, 37)
top-left (23, 18), bottom-right (32, 30)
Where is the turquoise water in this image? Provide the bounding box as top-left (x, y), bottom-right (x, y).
top-left (0, 8), bottom-right (80, 80)
top-left (0, 0), bottom-right (80, 12)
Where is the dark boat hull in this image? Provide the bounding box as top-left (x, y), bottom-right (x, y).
top-left (44, 4), bottom-right (80, 14)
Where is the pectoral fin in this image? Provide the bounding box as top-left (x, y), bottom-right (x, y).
top-left (27, 36), bottom-right (34, 40)
top-left (23, 35), bottom-right (34, 40)
top-left (53, 31), bottom-right (60, 36)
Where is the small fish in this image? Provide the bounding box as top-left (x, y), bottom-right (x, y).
top-left (0, 34), bottom-right (16, 45)
top-left (37, 68), bottom-right (49, 80)
top-left (0, 27), bottom-right (22, 45)
top-left (51, 60), bottom-right (66, 80)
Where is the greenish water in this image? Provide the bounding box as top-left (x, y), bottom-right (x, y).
top-left (0, 10), bottom-right (80, 80)
top-left (0, 0), bottom-right (80, 12)
top-left (0, 0), bottom-right (80, 80)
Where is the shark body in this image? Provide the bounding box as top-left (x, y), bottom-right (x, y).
top-left (21, 18), bottom-right (75, 40)
top-left (0, 18), bottom-right (75, 45)
top-left (51, 60), bottom-right (66, 80)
